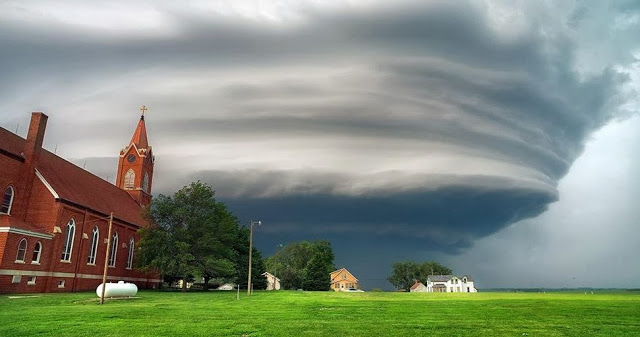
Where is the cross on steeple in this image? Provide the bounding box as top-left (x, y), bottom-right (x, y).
top-left (139, 105), bottom-right (148, 119)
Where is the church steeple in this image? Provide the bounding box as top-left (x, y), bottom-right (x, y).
top-left (116, 106), bottom-right (154, 206)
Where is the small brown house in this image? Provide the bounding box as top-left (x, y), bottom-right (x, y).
top-left (330, 267), bottom-right (359, 292)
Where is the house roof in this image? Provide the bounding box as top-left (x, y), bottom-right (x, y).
top-left (0, 126), bottom-right (147, 227)
top-left (410, 280), bottom-right (424, 290)
top-left (428, 275), bottom-right (474, 282)
top-left (261, 272), bottom-right (280, 281)
top-left (428, 275), bottom-right (454, 282)
top-left (330, 267), bottom-right (358, 283)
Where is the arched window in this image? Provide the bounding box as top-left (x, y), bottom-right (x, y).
top-left (87, 226), bottom-right (99, 265)
top-left (32, 241), bottom-right (42, 264)
top-left (126, 237), bottom-right (135, 269)
top-left (61, 219), bottom-right (76, 261)
top-left (108, 232), bottom-right (118, 267)
top-left (1, 186), bottom-right (14, 214)
top-left (142, 172), bottom-right (149, 193)
top-left (124, 169), bottom-right (135, 189)
top-left (15, 238), bottom-right (27, 262)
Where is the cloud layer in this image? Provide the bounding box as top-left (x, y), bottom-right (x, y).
top-left (1, 0), bottom-right (638, 287)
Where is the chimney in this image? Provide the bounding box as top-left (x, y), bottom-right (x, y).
top-left (23, 112), bottom-right (48, 165)
top-left (15, 112), bottom-right (48, 221)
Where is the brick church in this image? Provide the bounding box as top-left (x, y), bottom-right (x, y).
top-left (0, 110), bottom-right (161, 293)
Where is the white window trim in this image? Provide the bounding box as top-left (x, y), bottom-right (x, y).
top-left (108, 232), bottom-right (118, 267)
top-left (27, 276), bottom-right (36, 285)
top-left (60, 219), bottom-right (76, 262)
top-left (126, 237), bottom-right (134, 270)
top-left (87, 226), bottom-right (99, 265)
top-left (142, 172), bottom-right (149, 193)
top-left (1, 185), bottom-right (15, 215)
top-left (15, 238), bottom-right (27, 263)
top-left (124, 169), bottom-right (135, 189)
top-left (31, 241), bottom-right (42, 264)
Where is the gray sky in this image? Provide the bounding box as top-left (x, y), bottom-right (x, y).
top-left (1, 0), bottom-right (638, 289)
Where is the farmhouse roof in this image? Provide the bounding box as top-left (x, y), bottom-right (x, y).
top-left (410, 280), bottom-right (424, 290)
top-left (428, 275), bottom-right (453, 282)
top-left (330, 267), bottom-right (358, 283)
top-left (428, 275), bottom-right (474, 282)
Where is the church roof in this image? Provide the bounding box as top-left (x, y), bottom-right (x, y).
top-left (0, 127), bottom-right (26, 160)
top-left (0, 215), bottom-right (53, 238)
top-left (37, 151), bottom-right (146, 226)
top-left (129, 116), bottom-right (149, 150)
top-left (0, 126), bottom-right (147, 227)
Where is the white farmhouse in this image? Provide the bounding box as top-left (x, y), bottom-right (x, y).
top-left (426, 275), bottom-right (477, 293)
top-left (262, 272), bottom-right (281, 290)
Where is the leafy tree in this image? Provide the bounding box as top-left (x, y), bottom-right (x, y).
top-left (265, 240), bottom-right (334, 290)
top-left (234, 226), bottom-right (267, 291)
top-left (387, 261), bottom-right (452, 291)
top-left (137, 181), bottom-right (255, 291)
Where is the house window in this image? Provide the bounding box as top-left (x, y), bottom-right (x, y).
top-left (15, 238), bottom-right (27, 262)
top-left (142, 172), bottom-right (149, 193)
top-left (12, 275), bottom-right (21, 284)
top-left (27, 276), bottom-right (36, 285)
top-left (58, 280), bottom-right (65, 288)
top-left (124, 169), bottom-right (135, 189)
top-left (126, 237), bottom-right (134, 269)
top-left (1, 186), bottom-right (14, 214)
top-left (108, 232), bottom-right (118, 267)
top-left (60, 219), bottom-right (76, 262)
top-left (87, 226), bottom-right (99, 265)
top-left (32, 241), bottom-right (42, 264)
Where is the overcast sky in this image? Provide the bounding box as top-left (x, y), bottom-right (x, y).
top-left (1, 0), bottom-right (638, 289)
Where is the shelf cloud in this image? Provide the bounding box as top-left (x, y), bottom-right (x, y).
top-left (1, 0), bottom-right (637, 287)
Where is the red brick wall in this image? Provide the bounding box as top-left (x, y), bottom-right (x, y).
top-left (0, 155), bottom-right (23, 216)
top-left (0, 231), bottom-right (53, 294)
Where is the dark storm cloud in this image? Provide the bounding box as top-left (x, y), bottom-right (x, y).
top-left (0, 0), bottom-right (636, 264)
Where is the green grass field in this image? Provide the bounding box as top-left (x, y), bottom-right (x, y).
top-left (1, 290), bottom-right (639, 336)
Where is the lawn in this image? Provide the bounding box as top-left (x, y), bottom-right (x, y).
top-left (1, 290), bottom-right (639, 336)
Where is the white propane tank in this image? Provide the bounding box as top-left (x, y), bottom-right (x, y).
top-left (96, 281), bottom-right (138, 298)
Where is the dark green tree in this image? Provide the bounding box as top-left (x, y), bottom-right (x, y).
top-left (234, 226), bottom-right (267, 291)
top-left (265, 240), bottom-right (334, 290)
top-left (137, 181), bottom-right (251, 291)
top-left (387, 261), bottom-right (452, 291)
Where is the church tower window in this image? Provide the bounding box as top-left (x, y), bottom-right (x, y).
top-left (143, 173), bottom-right (149, 193)
top-left (124, 169), bottom-right (135, 189)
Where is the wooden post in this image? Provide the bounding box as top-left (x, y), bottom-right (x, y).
top-left (247, 221), bottom-right (254, 296)
top-left (100, 212), bottom-right (113, 305)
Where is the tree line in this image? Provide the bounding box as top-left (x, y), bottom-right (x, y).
top-left (264, 240), bottom-right (335, 291)
top-left (136, 181), bottom-right (334, 291)
top-left (387, 261), bottom-right (452, 291)
top-left (136, 181), bottom-right (267, 290)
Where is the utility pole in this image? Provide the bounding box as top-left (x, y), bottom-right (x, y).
top-left (100, 212), bottom-right (114, 305)
top-left (247, 220), bottom-right (261, 295)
